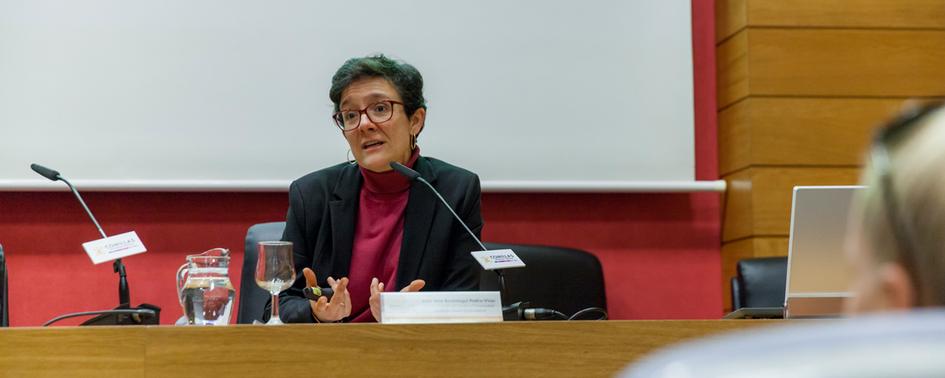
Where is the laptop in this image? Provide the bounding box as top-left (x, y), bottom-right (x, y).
top-left (783, 186), bottom-right (864, 319)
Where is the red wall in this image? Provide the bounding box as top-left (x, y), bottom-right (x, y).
top-left (0, 0), bottom-right (719, 326)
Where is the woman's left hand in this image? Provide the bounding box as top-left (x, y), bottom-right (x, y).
top-left (369, 277), bottom-right (425, 322)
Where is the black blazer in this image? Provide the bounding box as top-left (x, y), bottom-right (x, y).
top-left (271, 156), bottom-right (483, 323)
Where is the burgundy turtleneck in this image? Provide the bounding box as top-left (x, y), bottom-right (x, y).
top-left (346, 148), bottom-right (420, 322)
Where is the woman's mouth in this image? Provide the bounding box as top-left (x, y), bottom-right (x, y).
top-left (362, 140), bottom-right (385, 152)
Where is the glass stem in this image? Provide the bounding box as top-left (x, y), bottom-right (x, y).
top-left (270, 293), bottom-right (280, 322)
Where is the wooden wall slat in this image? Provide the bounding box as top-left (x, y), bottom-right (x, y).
top-left (749, 236), bottom-right (790, 258)
top-left (723, 167), bottom-right (861, 241)
top-left (716, 0), bottom-right (945, 43)
top-left (714, 0), bottom-right (942, 311)
top-left (749, 0), bottom-right (945, 29)
top-left (717, 30), bottom-right (749, 108)
top-left (750, 29), bottom-right (945, 97)
top-left (722, 168), bottom-right (753, 241)
top-left (749, 167), bottom-right (860, 237)
top-left (719, 97), bottom-right (908, 175)
top-left (716, 0), bottom-right (747, 42)
top-left (717, 96), bottom-right (750, 174)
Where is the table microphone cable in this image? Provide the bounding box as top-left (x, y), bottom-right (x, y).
top-left (568, 307), bottom-right (608, 321)
top-left (516, 303), bottom-right (609, 321)
top-left (43, 308), bottom-right (158, 327)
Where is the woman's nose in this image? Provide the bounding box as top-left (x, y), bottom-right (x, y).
top-left (359, 113), bottom-right (377, 131)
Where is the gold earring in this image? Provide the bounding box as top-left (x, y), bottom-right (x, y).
top-left (346, 149), bottom-right (356, 164)
top-left (410, 134), bottom-right (417, 150)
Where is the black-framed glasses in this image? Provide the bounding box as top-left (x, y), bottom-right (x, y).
top-left (332, 100), bottom-right (403, 131)
top-left (869, 101), bottom-right (943, 298)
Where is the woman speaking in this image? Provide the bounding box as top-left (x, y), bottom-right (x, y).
top-left (265, 55), bottom-right (483, 323)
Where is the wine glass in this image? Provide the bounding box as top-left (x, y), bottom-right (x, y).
top-left (255, 241), bottom-right (295, 325)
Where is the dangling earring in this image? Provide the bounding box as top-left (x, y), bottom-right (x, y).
top-left (410, 134), bottom-right (417, 150)
top-left (346, 149), bottom-right (356, 164)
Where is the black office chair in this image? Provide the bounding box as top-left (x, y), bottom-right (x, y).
top-left (236, 222), bottom-right (287, 324)
top-left (1, 243), bottom-right (8, 327)
top-left (730, 256), bottom-right (788, 310)
top-left (236, 223), bottom-right (609, 321)
top-left (479, 243), bottom-right (606, 319)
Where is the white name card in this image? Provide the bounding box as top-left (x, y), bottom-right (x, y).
top-left (81, 231), bottom-right (147, 264)
top-left (380, 291), bottom-right (503, 324)
top-left (470, 249), bottom-right (526, 270)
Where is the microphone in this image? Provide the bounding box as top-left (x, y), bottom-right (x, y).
top-left (390, 162), bottom-right (487, 251)
top-left (30, 163), bottom-right (62, 181)
top-left (390, 161), bottom-right (608, 322)
top-left (30, 163), bottom-right (107, 240)
top-left (32, 164), bottom-right (134, 306)
top-left (389, 162), bottom-right (422, 181)
top-left (390, 161), bottom-right (538, 320)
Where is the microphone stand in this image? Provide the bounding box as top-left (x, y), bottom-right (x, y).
top-left (40, 170), bottom-right (159, 325)
top-left (392, 163), bottom-right (525, 320)
top-left (114, 259), bottom-right (129, 307)
top-left (428, 190), bottom-right (522, 319)
top-left (59, 176), bottom-right (131, 309)
top-left (390, 162), bottom-right (603, 321)
top-left (493, 269), bottom-right (528, 321)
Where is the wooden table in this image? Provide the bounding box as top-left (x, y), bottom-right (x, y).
top-left (0, 320), bottom-right (778, 377)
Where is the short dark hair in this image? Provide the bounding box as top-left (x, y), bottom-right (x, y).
top-left (329, 54), bottom-right (426, 118)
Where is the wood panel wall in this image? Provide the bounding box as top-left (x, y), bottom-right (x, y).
top-left (715, 0), bottom-right (945, 310)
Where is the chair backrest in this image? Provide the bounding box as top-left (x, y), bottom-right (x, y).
top-left (731, 257), bottom-right (788, 309)
top-left (236, 225), bottom-right (609, 321)
top-left (237, 222), bottom-right (287, 324)
top-left (0, 243), bottom-right (7, 327)
top-left (479, 243), bottom-right (606, 318)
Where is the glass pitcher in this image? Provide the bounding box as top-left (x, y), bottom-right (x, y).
top-left (176, 248), bottom-right (235, 325)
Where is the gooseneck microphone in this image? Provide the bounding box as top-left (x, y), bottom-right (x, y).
top-left (389, 161), bottom-right (609, 322)
top-left (390, 162), bottom-right (488, 252)
top-left (30, 163), bottom-right (130, 308)
top-left (30, 163), bottom-right (61, 181)
top-left (388, 162), bottom-right (421, 181)
top-left (390, 161), bottom-right (533, 319)
top-left (31, 164), bottom-right (108, 240)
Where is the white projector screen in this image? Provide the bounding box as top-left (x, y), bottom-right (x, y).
top-left (0, 0), bottom-right (697, 191)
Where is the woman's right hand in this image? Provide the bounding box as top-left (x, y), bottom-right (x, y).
top-left (303, 267), bottom-right (351, 322)
top-left (369, 277), bottom-right (425, 322)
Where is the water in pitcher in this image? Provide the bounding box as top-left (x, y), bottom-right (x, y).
top-left (182, 273), bottom-right (235, 326)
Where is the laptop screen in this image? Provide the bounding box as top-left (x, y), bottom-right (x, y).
top-left (785, 186), bottom-right (864, 318)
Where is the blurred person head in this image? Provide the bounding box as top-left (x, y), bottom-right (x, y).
top-left (846, 102), bottom-right (945, 313)
top-left (328, 54), bottom-right (427, 173)
top-left (620, 102), bottom-right (945, 378)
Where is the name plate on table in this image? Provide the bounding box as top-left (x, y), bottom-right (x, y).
top-left (380, 291), bottom-right (503, 324)
top-left (82, 231), bottom-right (147, 264)
top-left (470, 249), bottom-right (526, 270)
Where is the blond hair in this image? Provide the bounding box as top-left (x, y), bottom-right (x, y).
top-left (855, 103), bottom-right (945, 306)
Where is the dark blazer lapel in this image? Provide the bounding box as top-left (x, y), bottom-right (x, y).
top-left (328, 163), bottom-right (360, 278)
top-left (397, 157), bottom-right (438, 289)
